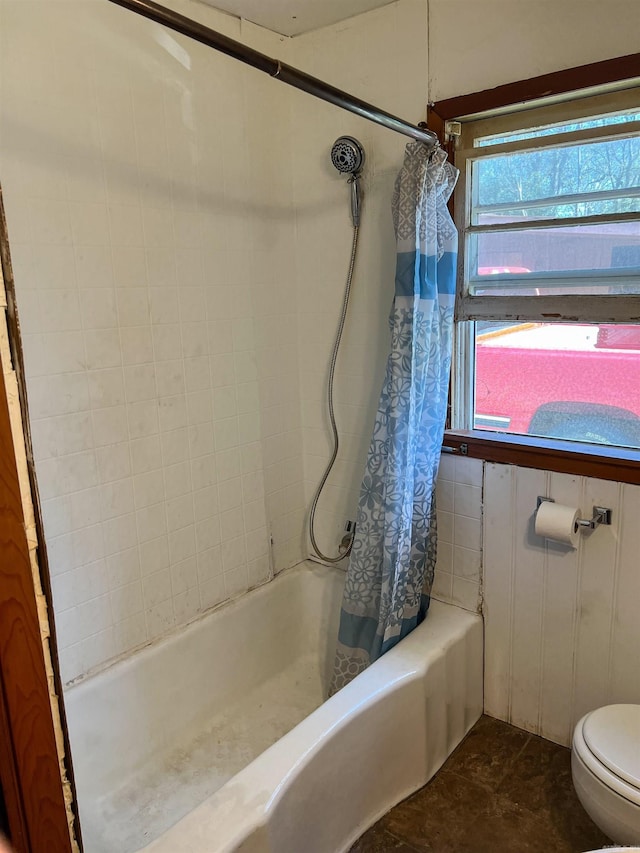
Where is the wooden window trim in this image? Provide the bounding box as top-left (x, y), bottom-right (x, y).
top-left (428, 52), bottom-right (640, 485)
top-left (444, 430), bottom-right (640, 485)
top-left (428, 52), bottom-right (640, 123)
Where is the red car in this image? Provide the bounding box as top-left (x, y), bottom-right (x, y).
top-left (475, 323), bottom-right (640, 448)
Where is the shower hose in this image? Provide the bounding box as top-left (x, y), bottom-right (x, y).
top-left (308, 224), bottom-right (360, 564)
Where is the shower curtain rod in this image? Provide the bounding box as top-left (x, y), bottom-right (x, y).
top-left (107, 0), bottom-right (439, 150)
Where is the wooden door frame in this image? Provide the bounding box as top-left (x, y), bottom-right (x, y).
top-left (0, 346), bottom-right (74, 852)
top-left (0, 188), bottom-right (76, 852)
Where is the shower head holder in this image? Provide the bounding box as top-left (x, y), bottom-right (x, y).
top-left (331, 136), bottom-right (365, 227)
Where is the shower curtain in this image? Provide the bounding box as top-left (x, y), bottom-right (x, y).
top-left (330, 141), bottom-right (458, 694)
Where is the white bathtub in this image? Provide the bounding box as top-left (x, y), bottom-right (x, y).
top-left (64, 562), bottom-right (483, 853)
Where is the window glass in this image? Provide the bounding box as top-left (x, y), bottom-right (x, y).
top-left (454, 86), bottom-right (640, 451)
top-left (469, 222), bottom-right (640, 295)
top-left (472, 136), bottom-right (640, 224)
top-left (475, 109), bottom-right (640, 147)
top-left (473, 322), bottom-right (640, 449)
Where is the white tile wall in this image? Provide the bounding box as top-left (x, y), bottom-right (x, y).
top-left (484, 463), bottom-right (640, 746)
top-left (433, 455), bottom-right (483, 613)
top-left (290, 0), bottom-right (431, 560)
top-left (1, 0), bottom-right (303, 683)
top-left (7, 0), bottom-right (639, 695)
top-left (288, 1), bottom-right (483, 609)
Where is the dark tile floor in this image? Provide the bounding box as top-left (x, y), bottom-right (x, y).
top-left (350, 715), bottom-right (612, 853)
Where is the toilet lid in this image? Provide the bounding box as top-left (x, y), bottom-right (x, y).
top-left (582, 704), bottom-right (640, 790)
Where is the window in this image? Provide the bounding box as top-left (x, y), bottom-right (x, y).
top-left (452, 86), bottom-right (640, 451)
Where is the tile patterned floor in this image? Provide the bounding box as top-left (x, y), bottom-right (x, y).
top-left (351, 715), bottom-right (612, 853)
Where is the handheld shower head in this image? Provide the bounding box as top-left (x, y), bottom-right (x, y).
top-left (331, 136), bottom-right (365, 175)
top-left (331, 136), bottom-right (365, 227)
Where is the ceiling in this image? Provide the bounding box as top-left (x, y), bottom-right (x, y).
top-left (198, 0), bottom-right (397, 36)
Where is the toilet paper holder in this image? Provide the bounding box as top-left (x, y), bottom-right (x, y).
top-left (536, 497), bottom-right (612, 530)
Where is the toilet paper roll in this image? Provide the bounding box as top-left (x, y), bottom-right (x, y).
top-left (535, 501), bottom-right (581, 548)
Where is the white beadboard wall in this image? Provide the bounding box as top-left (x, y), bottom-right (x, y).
top-left (0, 0), bottom-right (304, 684)
top-left (484, 463), bottom-right (640, 747)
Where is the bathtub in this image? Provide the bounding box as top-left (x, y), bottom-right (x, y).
top-left (64, 562), bottom-right (483, 853)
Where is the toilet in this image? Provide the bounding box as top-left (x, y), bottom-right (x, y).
top-left (572, 704), bottom-right (640, 846)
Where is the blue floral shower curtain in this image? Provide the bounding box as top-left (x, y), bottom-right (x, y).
top-left (330, 142), bottom-right (458, 694)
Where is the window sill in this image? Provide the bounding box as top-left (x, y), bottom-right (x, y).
top-left (443, 430), bottom-right (640, 485)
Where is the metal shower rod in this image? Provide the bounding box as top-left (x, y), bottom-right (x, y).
top-left (107, 0), bottom-right (439, 150)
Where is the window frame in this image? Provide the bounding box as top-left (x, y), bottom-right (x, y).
top-left (457, 88), bottom-right (640, 323)
top-left (428, 52), bottom-right (640, 485)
